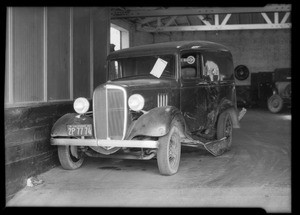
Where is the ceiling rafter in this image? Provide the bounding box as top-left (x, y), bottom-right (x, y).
top-left (114, 6), bottom-right (291, 32)
top-left (111, 5), bottom-right (291, 18)
top-left (136, 11), bottom-right (291, 32)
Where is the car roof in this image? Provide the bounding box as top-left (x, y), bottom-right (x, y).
top-left (108, 40), bottom-right (230, 59)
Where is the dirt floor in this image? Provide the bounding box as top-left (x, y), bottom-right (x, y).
top-left (6, 108), bottom-right (291, 212)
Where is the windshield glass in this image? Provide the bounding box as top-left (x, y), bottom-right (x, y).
top-left (108, 54), bottom-right (175, 80)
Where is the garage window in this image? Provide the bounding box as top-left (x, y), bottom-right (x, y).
top-left (110, 23), bottom-right (129, 51)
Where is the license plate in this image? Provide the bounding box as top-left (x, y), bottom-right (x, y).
top-left (67, 124), bottom-right (93, 136)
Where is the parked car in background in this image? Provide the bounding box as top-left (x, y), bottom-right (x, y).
top-left (267, 68), bottom-right (291, 113)
top-left (50, 41), bottom-right (246, 175)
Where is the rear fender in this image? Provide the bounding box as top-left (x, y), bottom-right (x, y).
top-left (51, 113), bottom-right (93, 137)
top-left (125, 106), bottom-right (186, 139)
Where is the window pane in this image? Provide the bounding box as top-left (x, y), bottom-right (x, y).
top-left (73, 7), bottom-right (90, 98)
top-left (110, 27), bottom-right (120, 51)
top-left (12, 7), bottom-right (44, 103)
top-left (47, 7), bottom-right (70, 100)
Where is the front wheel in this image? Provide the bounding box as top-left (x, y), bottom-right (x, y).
top-left (268, 94), bottom-right (283, 113)
top-left (58, 145), bottom-right (85, 170)
top-left (157, 122), bottom-right (181, 176)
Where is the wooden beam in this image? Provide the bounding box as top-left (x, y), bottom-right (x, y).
top-left (215, 14), bottom-right (219, 25)
top-left (138, 17), bottom-right (166, 25)
top-left (274, 12), bottom-right (279, 24)
top-left (137, 23), bottom-right (291, 32)
top-left (261, 13), bottom-right (273, 24)
top-left (185, 16), bottom-right (191, 26)
top-left (221, 14), bottom-right (231, 25)
top-left (165, 16), bottom-right (177, 27)
top-left (280, 12), bottom-right (290, 24)
top-left (198, 15), bottom-right (211, 26)
top-left (111, 5), bottom-right (291, 18)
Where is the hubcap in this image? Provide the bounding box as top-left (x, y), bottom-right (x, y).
top-left (169, 134), bottom-right (178, 168)
top-left (272, 99), bottom-right (279, 108)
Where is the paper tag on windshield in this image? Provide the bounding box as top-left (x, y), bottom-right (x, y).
top-left (150, 58), bottom-right (168, 78)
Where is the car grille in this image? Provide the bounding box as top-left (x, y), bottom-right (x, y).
top-left (93, 85), bottom-right (127, 140)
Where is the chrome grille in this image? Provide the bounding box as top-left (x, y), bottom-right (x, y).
top-left (157, 93), bottom-right (168, 107)
top-left (93, 85), bottom-right (127, 140)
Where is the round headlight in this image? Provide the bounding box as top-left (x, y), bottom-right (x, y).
top-left (128, 94), bottom-right (145, 111)
top-left (73, 97), bottom-right (90, 114)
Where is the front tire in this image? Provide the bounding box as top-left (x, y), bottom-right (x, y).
top-left (157, 122), bottom-right (181, 176)
top-left (268, 94), bottom-right (283, 113)
top-left (58, 145), bottom-right (84, 170)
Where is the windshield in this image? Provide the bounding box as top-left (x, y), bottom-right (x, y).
top-left (108, 54), bottom-right (175, 80)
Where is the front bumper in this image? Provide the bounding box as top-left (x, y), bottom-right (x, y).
top-left (51, 138), bottom-right (159, 149)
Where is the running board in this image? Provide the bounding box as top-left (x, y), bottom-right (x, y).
top-left (181, 137), bottom-right (228, 156)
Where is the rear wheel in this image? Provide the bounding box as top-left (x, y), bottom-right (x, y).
top-left (157, 121), bottom-right (181, 176)
top-left (217, 111), bottom-right (233, 151)
top-left (268, 94), bottom-right (283, 113)
top-left (58, 145), bottom-right (84, 170)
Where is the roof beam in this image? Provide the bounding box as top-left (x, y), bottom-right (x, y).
top-left (261, 13), bottom-right (273, 24)
top-left (137, 23), bottom-right (291, 32)
top-left (198, 15), bottom-right (212, 26)
top-left (138, 17), bottom-right (166, 25)
top-left (280, 12), bottom-right (290, 24)
top-left (111, 5), bottom-right (291, 18)
top-left (165, 16), bottom-right (177, 27)
top-left (221, 14), bottom-right (231, 25)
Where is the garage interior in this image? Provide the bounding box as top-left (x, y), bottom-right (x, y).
top-left (5, 6), bottom-right (291, 212)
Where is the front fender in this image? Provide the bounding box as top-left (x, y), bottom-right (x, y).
top-left (51, 113), bottom-right (93, 137)
top-left (125, 106), bottom-right (185, 139)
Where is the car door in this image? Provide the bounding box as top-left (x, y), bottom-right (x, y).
top-left (180, 51), bottom-right (209, 134)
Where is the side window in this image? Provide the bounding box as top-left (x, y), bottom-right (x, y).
top-left (202, 51), bottom-right (234, 82)
top-left (204, 60), bottom-right (220, 82)
top-left (202, 55), bottom-right (220, 82)
top-left (180, 53), bottom-right (198, 80)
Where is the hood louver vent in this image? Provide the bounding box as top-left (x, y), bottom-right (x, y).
top-left (157, 93), bottom-right (168, 107)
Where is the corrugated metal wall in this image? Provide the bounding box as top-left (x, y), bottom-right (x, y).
top-left (12, 7), bottom-right (44, 103)
top-left (5, 7), bottom-right (110, 106)
top-left (47, 7), bottom-right (70, 101)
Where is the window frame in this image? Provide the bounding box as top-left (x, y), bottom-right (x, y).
top-left (180, 51), bottom-right (203, 83)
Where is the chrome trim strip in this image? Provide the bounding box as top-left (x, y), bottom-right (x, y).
top-left (51, 138), bottom-right (159, 149)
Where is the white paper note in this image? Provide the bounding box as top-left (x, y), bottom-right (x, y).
top-left (150, 58), bottom-right (168, 78)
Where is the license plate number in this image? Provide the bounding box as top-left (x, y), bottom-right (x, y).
top-left (67, 124), bottom-right (93, 136)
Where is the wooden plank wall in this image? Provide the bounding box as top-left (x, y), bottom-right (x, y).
top-left (5, 102), bottom-right (73, 201)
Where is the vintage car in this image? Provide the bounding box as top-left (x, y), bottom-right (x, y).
top-left (267, 68), bottom-right (291, 113)
top-left (50, 41), bottom-right (246, 175)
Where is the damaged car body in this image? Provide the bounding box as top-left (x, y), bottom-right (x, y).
top-left (51, 41), bottom-right (246, 175)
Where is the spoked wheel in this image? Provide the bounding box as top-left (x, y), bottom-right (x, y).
top-left (268, 94), bottom-right (283, 113)
top-left (217, 111), bottom-right (233, 151)
top-left (157, 121), bottom-right (181, 176)
top-left (58, 145), bottom-right (85, 170)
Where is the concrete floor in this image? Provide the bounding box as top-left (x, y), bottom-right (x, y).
top-left (6, 109), bottom-right (291, 212)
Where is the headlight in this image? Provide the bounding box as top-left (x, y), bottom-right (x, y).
top-left (128, 94), bottom-right (145, 111)
top-left (73, 97), bottom-right (90, 114)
